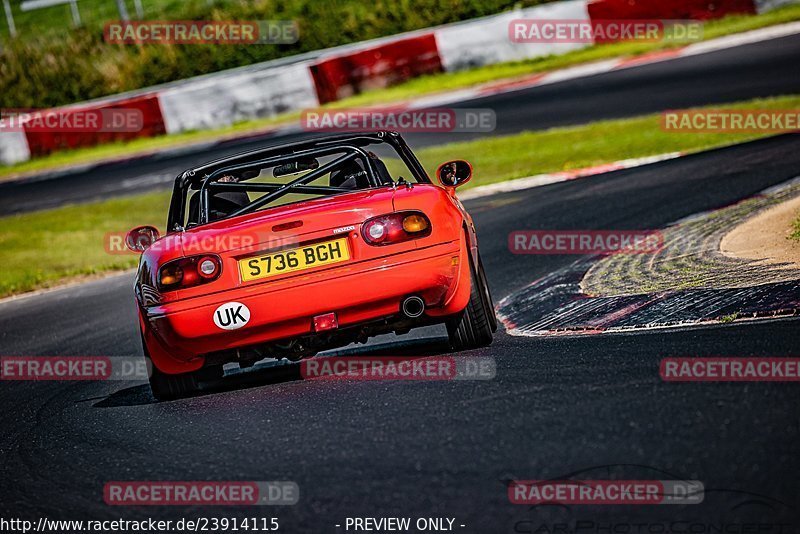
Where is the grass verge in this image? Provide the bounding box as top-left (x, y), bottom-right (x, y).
top-left (1, 5), bottom-right (799, 182)
top-left (0, 192), bottom-right (169, 298)
top-left (791, 213), bottom-right (800, 241)
top-left (394, 94), bottom-right (800, 187)
top-left (1, 93), bottom-right (798, 298)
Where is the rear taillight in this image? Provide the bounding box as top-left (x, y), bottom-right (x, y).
top-left (362, 211), bottom-right (432, 246)
top-left (158, 255), bottom-right (222, 291)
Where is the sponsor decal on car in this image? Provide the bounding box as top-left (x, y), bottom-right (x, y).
top-left (213, 302), bottom-right (251, 330)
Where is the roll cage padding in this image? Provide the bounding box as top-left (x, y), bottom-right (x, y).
top-left (166, 132), bottom-right (430, 232)
top-left (197, 147), bottom-right (368, 224)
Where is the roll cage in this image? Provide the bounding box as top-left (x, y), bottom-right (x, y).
top-left (166, 131), bottom-right (430, 232)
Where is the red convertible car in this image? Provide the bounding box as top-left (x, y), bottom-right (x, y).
top-left (128, 131), bottom-right (496, 399)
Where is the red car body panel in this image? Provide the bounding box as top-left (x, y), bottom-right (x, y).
top-left (137, 182), bottom-right (476, 375)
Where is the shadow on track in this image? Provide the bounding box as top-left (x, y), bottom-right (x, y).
top-left (91, 336), bottom-right (451, 408)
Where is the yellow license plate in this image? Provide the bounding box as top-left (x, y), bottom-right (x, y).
top-left (239, 238), bottom-right (350, 282)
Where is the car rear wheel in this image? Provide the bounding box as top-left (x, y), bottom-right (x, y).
top-left (142, 336), bottom-right (220, 400)
top-left (148, 363), bottom-right (200, 401)
top-left (478, 255), bottom-right (498, 333)
top-left (447, 253), bottom-right (495, 351)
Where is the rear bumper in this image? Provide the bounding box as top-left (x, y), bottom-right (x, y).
top-left (142, 241), bottom-right (471, 374)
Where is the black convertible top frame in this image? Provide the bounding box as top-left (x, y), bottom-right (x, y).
top-left (167, 131), bottom-right (430, 231)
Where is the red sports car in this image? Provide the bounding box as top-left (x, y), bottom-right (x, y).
top-left (128, 131), bottom-right (496, 399)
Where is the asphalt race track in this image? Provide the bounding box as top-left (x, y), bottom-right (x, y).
top-left (1, 134), bottom-right (799, 530)
top-left (2, 33), bottom-right (800, 214)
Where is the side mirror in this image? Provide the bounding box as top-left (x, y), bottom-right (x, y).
top-left (436, 160), bottom-right (472, 189)
top-left (126, 226), bottom-right (160, 252)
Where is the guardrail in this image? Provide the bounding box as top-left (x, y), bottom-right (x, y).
top-left (0, 0), bottom-right (793, 165)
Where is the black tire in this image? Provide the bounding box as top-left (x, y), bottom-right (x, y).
top-left (477, 255), bottom-right (498, 333)
top-left (142, 335), bottom-right (216, 401)
top-left (148, 363), bottom-right (200, 401)
top-left (447, 253), bottom-right (495, 351)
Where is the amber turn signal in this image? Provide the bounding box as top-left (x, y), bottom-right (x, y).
top-left (402, 214), bottom-right (430, 234)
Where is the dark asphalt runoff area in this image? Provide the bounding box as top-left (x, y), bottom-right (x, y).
top-left (1, 32), bottom-right (799, 214)
top-left (1, 134), bottom-right (798, 531)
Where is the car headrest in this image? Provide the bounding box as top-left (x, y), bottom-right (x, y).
top-left (187, 191), bottom-right (251, 223)
top-left (330, 160), bottom-right (368, 189)
top-left (372, 157), bottom-right (393, 185)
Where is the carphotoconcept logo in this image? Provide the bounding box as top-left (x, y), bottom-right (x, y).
top-left (508, 464), bottom-right (793, 532)
top-left (104, 20), bottom-right (298, 45)
top-left (509, 230), bottom-right (664, 255)
top-left (301, 108), bottom-right (496, 133)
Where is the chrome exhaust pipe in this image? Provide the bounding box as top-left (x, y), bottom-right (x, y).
top-left (401, 296), bottom-right (425, 318)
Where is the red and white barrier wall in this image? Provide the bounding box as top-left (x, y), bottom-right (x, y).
top-left (24, 94), bottom-right (166, 159)
top-left (0, 0), bottom-right (795, 165)
top-left (159, 62), bottom-right (319, 133)
top-left (310, 34), bottom-right (443, 104)
top-left (0, 130), bottom-right (30, 165)
top-left (435, 0), bottom-right (590, 71)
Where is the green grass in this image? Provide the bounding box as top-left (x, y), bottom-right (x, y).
top-left (1, 0), bottom-right (548, 108)
top-left (0, 0), bottom-right (224, 39)
top-left (397, 94), bottom-right (800, 189)
top-left (2, 4), bottom-right (799, 181)
top-left (0, 192), bottom-right (169, 297)
top-left (719, 312), bottom-right (741, 323)
top-left (1, 93), bottom-right (798, 298)
top-left (791, 213), bottom-right (800, 241)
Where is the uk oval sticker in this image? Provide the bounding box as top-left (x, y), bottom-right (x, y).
top-left (213, 302), bottom-right (251, 330)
